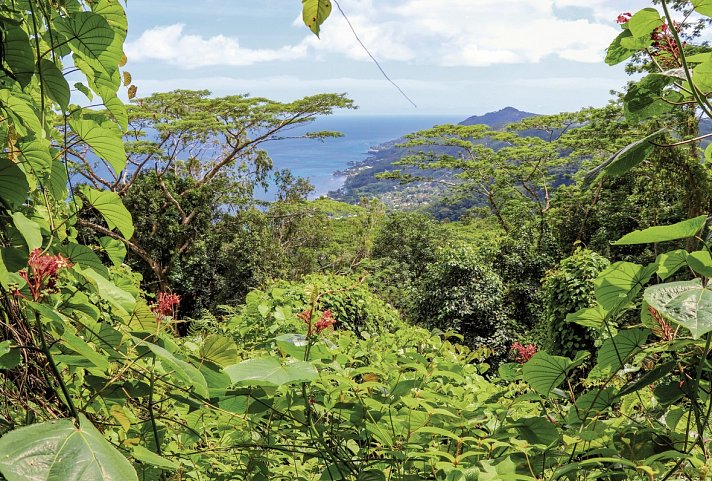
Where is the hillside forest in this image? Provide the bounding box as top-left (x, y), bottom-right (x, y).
top-left (3, 1), bottom-right (712, 480)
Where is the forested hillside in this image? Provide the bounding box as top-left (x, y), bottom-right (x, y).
top-left (2, 1), bottom-right (712, 480)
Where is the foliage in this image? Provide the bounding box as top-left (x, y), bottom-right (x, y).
top-left (541, 248), bottom-right (610, 358)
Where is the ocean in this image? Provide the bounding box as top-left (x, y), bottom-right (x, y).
top-left (258, 114), bottom-right (463, 200)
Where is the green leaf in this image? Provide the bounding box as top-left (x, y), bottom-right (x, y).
top-left (69, 116), bottom-right (126, 174)
top-left (302, 0), bottom-right (332, 37)
top-left (594, 261), bottom-right (656, 312)
top-left (11, 212), bottom-right (42, 252)
top-left (0, 90), bottom-right (42, 138)
top-left (566, 305), bottom-right (608, 329)
top-left (522, 352), bottom-right (572, 396)
top-left (135, 338), bottom-right (208, 398)
top-left (568, 388), bottom-right (616, 423)
top-left (606, 29), bottom-right (641, 65)
top-left (40, 59), bottom-right (71, 111)
top-left (1, 22), bottom-right (34, 88)
top-left (127, 302), bottom-right (158, 333)
top-left (74, 82), bottom-right (94, 101)
top-left (0, 414), bottom-right (138, 481)
top-left (131, 445), bottom-right (178, 470)
top-left (0, 341), bottom-right (21, 369)
top-left (55, 12), bottom-right (119, 74)
top-left (617, 361), bottom-right (676, 398)
top-left (595, 328), bottom-right (650, 373)
top-left (59, 242), bottom-right (110, 278)
top-left (613, 216), bottom-right (707, 245)
top-left (693, 59), bottom-right (712, 92)
top-left (627, 8), bottom-right (663, 38)
top-left (224, 357), bottom-right (319, 386)
top-left (584, 129), bottom-right (666, 185)
top-left (644, 280), bottom-right (712, 338)
top-left (76, 265), bottom-right (135, 316)
top-left (59, 326), bottom-right (110, 371)
top-left (692, 0), bottom-right (712, 17)
top-left (623, 74), bottom-right (675, 123)
top-left (80, 186), bottom-right (134, 239)
top-left (687, 250), bottom-right (712, 277)
top-left (48, 158), bottom-right (69, 201)
top-left (105, 95), bottom-right (128, 130)
top-left (656, 250), bottom-right (690, 280)
top-left (512, 417), bottom-right (560, 446)
top-left (16, 137), bottom-right (52, 178)
top-left (200, 334), bottom-right (238, 367)
top-left (99, 236), bottom-right (127, 266)
top-left (0, 157), bottom-right (29, 207)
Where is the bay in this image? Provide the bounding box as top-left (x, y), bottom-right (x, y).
top-left (259, 114), bottom-right (462, 200)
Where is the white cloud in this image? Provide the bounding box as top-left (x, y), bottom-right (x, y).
top-left (127, 0), bottom-right (644, 68)
top-left (125, 24), bottom-right (308, 67)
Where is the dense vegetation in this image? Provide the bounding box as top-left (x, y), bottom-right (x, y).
top-left (3, 1), bottom-right (712, 480)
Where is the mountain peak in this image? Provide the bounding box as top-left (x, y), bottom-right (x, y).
top-left (459, 107), bottom-right (538, 130)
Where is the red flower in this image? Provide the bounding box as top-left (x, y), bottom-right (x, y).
top-left (616, 12), bottom-right (632, 24)
top-left (301, 309), bottom-right (336, 335)
top-left (19, 248), bottom-right (73, 301)
top-left (152, 292), bottom-right (181, 318)
top-left (511, 342), bottom-right (537, 364)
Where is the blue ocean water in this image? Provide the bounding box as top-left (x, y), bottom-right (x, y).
top-left (258, 114), bottom-right (463, 200)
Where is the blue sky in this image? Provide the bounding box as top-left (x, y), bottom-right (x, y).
top-left (123, 0), bottom-right (650, 116)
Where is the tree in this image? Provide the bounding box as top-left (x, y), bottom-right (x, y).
top-left (72, 89), bottom-right (355, 289)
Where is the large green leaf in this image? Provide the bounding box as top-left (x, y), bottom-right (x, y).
top-left (686, 250), bottom-right (712, 278)
top-left (224, 357), bottom-right (319, 386)
top-left (80, 186), bottom-right (134, 239)
top-left (135, 338), bottom-right (208, 398)
top-left (0, 414), bottom-right (138, 481)
top-left (1, 22), bottom-right (34, 88)
top-left (656, 250), bottom-right (690, 280)
top-left (69, 117), bottom-right (126, 174)
top-left (11, 212), bottom-right (42, 252)
top-left (627, 8), bottom-right (663, 38)
top-left (48, 158), bottom-right (69, 201)
top-left (0, 157), bottom-right (29, 207)
top-left (127, 302), bottom-right (158, 333)
top-left (522, 352), bottom-right (572, 396)
top-left (59, 326), bottom-right (110, 371)
top-left (594, 261), bottom-right (656, 312)
top-left (644, 280), bottom-right (712, 338)
top-left (595, 328), bottom-right (650, 374)
top-left (584, 129), bottom-right (666, 185)
top-left (613, 215), bottom-right (707, 245)
top-left (59, 242), bottom-right (110, 278)
top-left (302, 0), bottom-right (332, 37)
top-left (692, 0), bottom-right (712, 17)
top-left (99, 236), bottom-right (127, 266)
top-left (76, 265), bottom-right (135, 316)
top-left (200, 335), bottom-right (238, 367)
top-left (512, 417), bottom-right (560, 446)
top-left (617, 361), bottom-right (676, 398)
top-left (606, 30), bottom-right (639, 66)
top-left (0, 90), bottom-right (42, 138)
top-left (566, 305), bottom-right (608, 329)
top-left (40, 59), bottom-right (71, 111)
top-left (16, 137), bottom-right (52, 178)
top-left (55, 12), bottom-right (119, 74)
top-left (623, 74), bottom-right (676, 123)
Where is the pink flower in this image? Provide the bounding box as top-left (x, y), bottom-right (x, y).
top-left (19, 249), bottom-right (73, 301)
top-left (151, 292), bottom-right (181, 318)
top-left (301, 309), bottom-right (336, 335)
top-left (511, 342), bottom-right (537, 364)
top-left (616, 12), bottom-right (632, 24)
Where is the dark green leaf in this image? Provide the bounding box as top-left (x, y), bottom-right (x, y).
top-left (522, 352), bottom-right (572, 396)
top-left (613, 216), bottom-right (707, 245)
top-left (585, 129), bottom-right (666, 185)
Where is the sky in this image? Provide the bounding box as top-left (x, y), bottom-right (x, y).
top-left (122, 0), bottom-right (652, 116)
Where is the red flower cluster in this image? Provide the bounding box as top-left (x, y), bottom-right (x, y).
top-left (650, 21), bottom-right (684, 67)
top-left (649, 305), bottom-right (677, 341)
top-left (299, 309), bottom-right (337, 335)
top-left (18, 248), bottom-right (73, 301)
top-left (152, 292), bottom-right (181, 318)
top-left (616, 12), bottom-right (632, 24)
top-left (511, 342), bottom-right (537, 364)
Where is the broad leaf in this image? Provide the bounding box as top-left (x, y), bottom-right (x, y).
top-left (585, 129), bottom-right (666, 185)
top-left (59, 326), bottom-right (110, 371)
top-left (224, 357), bottom-right (319, 386)
top-left (693, 0), bottom-right (712, 17)
top-left (512, 417), bottom-right (560, 446)
top-left (656, 250), bottom-right (690, 280)
top-left (55, 12), bottom-right (119, 74)
top-left (623, 74), bottom-right (675, 123)
top-left (127, 302), bottom-right (158, 334)
top-left (687, 250), bottom-right (712, 277)
top-left (0, 90), bottom-right (42, 138)
top-left (613, 215), bottom-right (707, 245)
top-left (0, 22), bottom-right (34, 87)
top-left (0, 414), bottom-right (138, 481)
top-left (302, 0), bottom-right (332, 37)
top-left (644, 280), bottom-right (712, 338)
top-left (0, 157), bottom-right (29, 207)
top-left (11, 212), bottom-right (42, 252)
top-left (80, 186), bottom-right (134, 239)
top-left (48, 158), bottom-right (69, 201)
top-left (69, 117), bottom-right (126, 174)
top-left (76, 265), bottom-right (135, 316)
top-left (40, 59), bottom-right (71, 111)
top-left (568, 388), bottom-right (617, 423)
top-left (131, 445), bottom-right (178, 470)
top-left (16, 137), bottom-right (52, 178)
top-left (59, 243), bottom-right (110, 278)
top-left (606, 30), bottom-right (638, 65)
top-left (136, 338), bottom-right (208, 398)
top-left (594, 261), bottom-right (656, 312)
top-left (99, 236), bottom-right (127, 266)
top-left (566, 305), bottom-right (608, 329)
top-left (0, 341), bottom-right (21, 369)
top-left (595, 328), bottom-right (650, 373)
top-left (627, 8), bottom-right (663, 39)
top-left (200, 335), bottom-right (238, 367)
top-left (617, 361), bottom-right (676, 398)
top-left (522, 352), bottom-right (572, 396)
